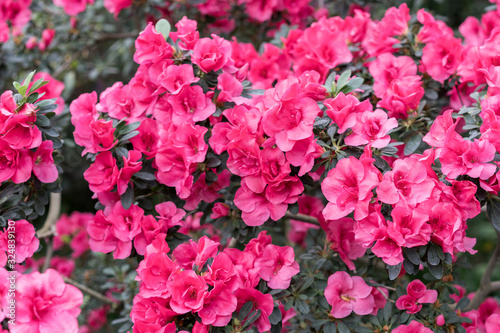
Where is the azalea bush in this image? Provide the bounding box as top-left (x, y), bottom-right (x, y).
top-left (4, 0), bottom-right (500, 332)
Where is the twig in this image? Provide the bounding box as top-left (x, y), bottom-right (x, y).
top-left (96, 32), bottom-right (139, 41)
top-left (41, 238), bottom-right (53, 272)
top-left (466, 229), bottom-right (500, 310)
top-left (376, 286), bottom-right (395, 303)
top-left (36, 192), bottom-right (61, 238)
top-left (284, 212), bottom-right (320, 226)
top-left (62, 276), bottom-right (117, 305)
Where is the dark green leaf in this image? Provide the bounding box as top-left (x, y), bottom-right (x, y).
top-left (295, 299), bottom-right (309, 314)
top-left (388, 263), bottom-right (402, 280)
top-left (35, 114), bottom-right (51, 127)
top-left (134, 172), bottom-right (156, 181)
top-left (403, 134), bottom-right (422, 156)
top-left (337, 321), bottom-right (350, 333)
top-left (456, 296), bottom-right (470, 311)
top-left (121, 184), bottom-right (134, 210)
top-left (121, 122), bottom-right (141, 134)
top-left (404, 247), bottom-right (420, 265)
top-left (487, 199), bottom-right (500, 233)
top-left (37, 103), bottom-right (58, 114)
top-left (323, 321), bottom-right (336, 333)
top-left (428, 261), bottom-right (443, 279)
top-left (288, 202), bottom-right (299, 215)
top-left (426, 244), bottom-right (440, 266)
top-left (269, 306), bottom-right (282, 325)
top-left (238, 301), bottom-right (253, 321)
top-left (119, 130), bottom-right (139, 142)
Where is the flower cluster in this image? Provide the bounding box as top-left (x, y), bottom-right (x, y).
top-left (395, 280), bottom-right (437, 314)
top-left (0, 80), bottom-right (59, 185)
top-left (132, 231), bottom-right (299, 332)
top-left (0, 0), bottom-right (32, 43)
top-left (0, 268), bottom-right (83, 333)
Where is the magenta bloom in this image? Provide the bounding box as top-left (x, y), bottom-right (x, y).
top-left (322, 156), bottom-right (381, 220)
top-left (234, 288), bottom-right (274, 332)
top-left (83, 151), bottom-right (118, 193)
top-left (254, 244), bottom-right (300, 289)
top-left (392, 321), bottom-right (433, 333)
top-left (324, 271), bottom-right (375, 318)
top-left (167, 270), bottom-right (208, 314)
top-left (396, 279), bottom-right (437, 314)
top-left (0, 220), bottom-right (39, 263)
top-left (377, 158), bottom-right (435, 207)
top-left (32, 140), bottom-right (58, 183)
top-left (11, 269), bottom-right (83, 333)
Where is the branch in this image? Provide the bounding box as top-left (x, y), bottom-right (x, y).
top-left (62, 276), bottom-right (117, 305)
top-left (284, 212), bottom-right (320, 226)
top-left (466, 230), bottom-right (500, 310)
top-left (41, 238), bottom-right (54, 272)
top-left (96, 32), bottom-right (139, 41)
top-left (37, 192), bottom-right (61, 238)
top-left (375, 286), bottom-right (395, 303)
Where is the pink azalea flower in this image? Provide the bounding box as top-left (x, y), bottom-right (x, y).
top-left (10, 269), bottom-right (83, 333)
top-left (325, 218), bottom-right (366, 270)
top-left (392, 321), bottom-right (433, 333)
top-left (32, 140), bottom-right (58, 183)
top-left (322, 156), bottom-right (381, 220)
top-left (191, 37), bottom-right (231, 73)
top-left (174, 17), bottom-right (199, 50)
top-left (254, 244), bottom-right (300, 289)
top-left (83, 151), bottom-right (118, 193)
top-left (421, 35), bottom-right (464, 83)
top-left (0, 220), bottom-right (39, 263)
top-left (130, 294), bottom-right (176, 332)
top-left (324, 271), bottom-right (375, 318)
top-left (134, 23), bottom-right (172, 65)
top-left (369, 53), bottom-right (417, 99)
top-left (103, 0), bottom-right (132, 17)
top-left (345, 109), bottom-right (398, 148)
top-left (234, 288), bottom-right (274, 332)
top-left (377, 158), bottom-right (436, 207)
top-left (167, 270), bottom-right (208, 314)
top-left (0, 138), bottom-right (32, 184)
top-left (53, 0), bottom-right (94, 16)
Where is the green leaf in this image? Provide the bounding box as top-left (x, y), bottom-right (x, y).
top-left (29, 78), bottom-right (49, 95)
top-left (121, 184), bottom-right (134, 210)
top-left (35, 114), bottom-right (51, 127)
top-left (134, 172), bottom-right (156, 181)
top-left (428, 261), bottom-right (443, 279)
top-left (403, 134), bottom-right (422, 156)
top-left (388, 263), bottom-right (402, 280)
top-left (243, 309), bottom-right (261, 328)
top-left (37, 104), bottom-right (58, 114)
top-left (324, 71), bottom-right (337, 92)
top-left (27, 92), bottom-right (39, 104)
top-left (337, 321), bottom-right (350, 333)
top-left (19, 70), bottom-right (36, 97)
top-left (456, 296), bottom-right (470, 311)
top-left (120, 121), bottom-right (141, 135)
top-left (404, 247), bottom-right (420, 265)
top-left (295, 299), bottom-right (309, 314)
top-left (487, 199), bottom-right (500, 233)
top-left (323, 322), bottom-right (336, 333)
top-left (238, 301), bottom-right (253, 321)
top-left (269, 306), bottom-right (282, 325)
top-left (119, 130), bottom-right (140, 142)
top-left (155, 19), bottom-right (171, 38)
top-left (426, 243), bottom-right (440, 266)
top-left (336, 70), bottom-right (351, 92)
top-left (342, 77), bottom-right (364, 94)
